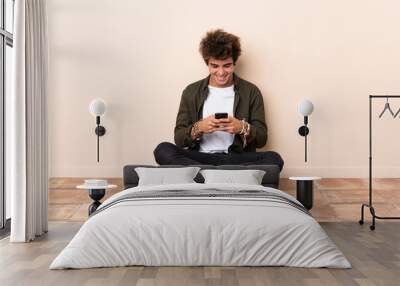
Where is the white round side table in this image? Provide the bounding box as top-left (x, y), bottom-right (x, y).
top-left (77, 184), bottom-right (117, 215)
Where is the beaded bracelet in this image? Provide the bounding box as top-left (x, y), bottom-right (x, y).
top-left (190, 121), bottom-right (203, 140)
top-left (239, 120), bottom-right (246, 135)
top-left (240, 120), bottom-right (251, 148)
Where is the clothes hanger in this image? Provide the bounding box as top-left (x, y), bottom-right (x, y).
top-left (394, 107), bottom-right (400, 118)
top-left (379, 97), bottom-right (395, 118)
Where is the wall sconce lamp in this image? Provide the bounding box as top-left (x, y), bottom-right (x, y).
top-left (89, 98), bottom-right (107, 162)
top-left (298, 99), bottom-right (314, 162)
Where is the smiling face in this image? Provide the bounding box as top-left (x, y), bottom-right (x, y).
top-left (207, 57), bottom-right (235, 88)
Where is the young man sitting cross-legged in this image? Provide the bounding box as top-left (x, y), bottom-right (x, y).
top-left (154, 29), bottom-right (284, 170)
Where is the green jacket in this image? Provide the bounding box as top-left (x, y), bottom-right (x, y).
top-left (174, 74), bottom-right (267, 153)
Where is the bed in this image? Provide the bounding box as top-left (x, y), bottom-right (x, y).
top-left (50, 165), bottom-right (350, 269)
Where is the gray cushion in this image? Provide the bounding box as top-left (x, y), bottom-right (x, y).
top-left (200, 169), bottom-right (266, 185)
top-left (135, 167), bottom-right (200, 186)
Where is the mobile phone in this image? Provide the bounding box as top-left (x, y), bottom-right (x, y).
top-left (215, 113), bottom-right (228, 119)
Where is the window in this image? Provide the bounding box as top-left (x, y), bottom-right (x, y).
top-left (0, 0), bottom-right (14, 235)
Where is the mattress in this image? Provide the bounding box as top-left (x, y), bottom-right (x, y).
top-left (50, 183), bottom-right (350, 269)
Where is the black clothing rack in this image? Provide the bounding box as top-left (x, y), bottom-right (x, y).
top-left (359, 95), bottom-right (400, 230)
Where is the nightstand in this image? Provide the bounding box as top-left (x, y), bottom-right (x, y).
top-left (76, 184), bottom-right (117, 216)
top-left (289, 177), bottom-right (321, 210)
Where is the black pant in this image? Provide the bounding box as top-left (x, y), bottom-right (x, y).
top-left (153, 142), bottom-right (284, 171)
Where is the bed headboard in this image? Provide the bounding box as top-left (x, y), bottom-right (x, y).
top-left (123, 164), bottom-right (281, 189)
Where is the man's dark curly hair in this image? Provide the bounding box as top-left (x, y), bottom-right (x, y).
top-left (199, 29), bottom-right (241, 65)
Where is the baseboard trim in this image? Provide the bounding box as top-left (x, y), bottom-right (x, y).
top-left (282, 166), bottom-right (400, 178)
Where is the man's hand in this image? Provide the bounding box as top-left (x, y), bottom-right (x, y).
top-left (197, 115), bottom-right (244, 135)
top-left (197, 115), bottom-right (222, 134)
top-left (215, 116), bottom-right (243, 134)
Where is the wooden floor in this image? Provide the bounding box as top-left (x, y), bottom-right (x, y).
top-left (48, 178), bottom-right (400, 222)
top-left (1, 178), bottom-right (400, 286)
top-left (1, 222), bottom-right (400, 286)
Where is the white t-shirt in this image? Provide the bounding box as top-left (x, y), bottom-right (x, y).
top-left (199, 85), bottom-right (235, 153)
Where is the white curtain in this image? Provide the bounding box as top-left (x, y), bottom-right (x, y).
top-left (10, 0), bottom-right (48, 242)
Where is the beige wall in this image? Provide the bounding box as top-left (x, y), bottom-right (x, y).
top-left (48, 0), bottom-right (400, 178)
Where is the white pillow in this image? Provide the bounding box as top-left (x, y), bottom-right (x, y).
top-left (200, 169), bottom-right (266, 185)
top-left (135, 167), bottom-right (201, 186)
